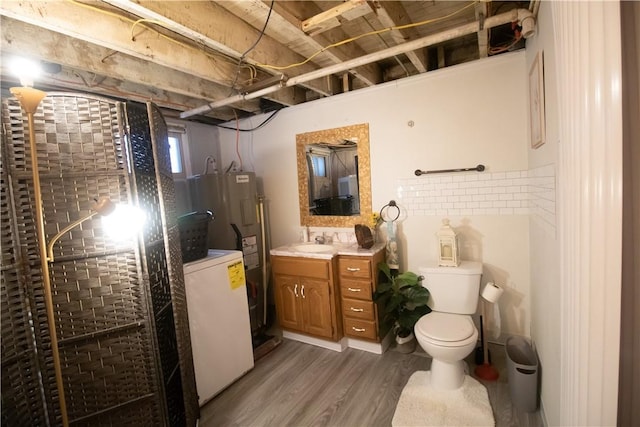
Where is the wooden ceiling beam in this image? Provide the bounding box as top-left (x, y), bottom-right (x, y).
top-left (1, 64), bottom-right (240, 121)
top-left (219, 0), bottom-right (381, 87)
top-left (0, 1), bottom-right (244, 91)
top-left (300, 0), bottom-right (370, 36)
top-left (0, 0), bottom-right (327, 108)
top-left (111, 0), bottom-right (333, 97)
top-left (373, 1), bottom-right (427, 73)
top-left (0, 17), bottom-right (263, 116)
top-left (476, 1), bottom-right (489, 58)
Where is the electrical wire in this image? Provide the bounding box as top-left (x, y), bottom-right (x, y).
top-left (130, 18), bottom-right (167, 40)
top-left (255, 0), bottom-right (478, 71)
top-left (228, 0), bottom-right (275, 95)
top-left (215, 109), bottom-right (280, 132)
top-left (488, 35), bottom-right (522, 55)
top-left (241, 0), bottom-right (275, 60)
top-left (233, 109), bottom-right (243, 171)
top-left (66, 0), bottom-right (243, 83)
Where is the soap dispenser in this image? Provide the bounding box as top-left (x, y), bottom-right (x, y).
top-left (300, 226), bottom-right (309, 243)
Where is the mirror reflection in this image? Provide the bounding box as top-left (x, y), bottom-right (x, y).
top-left (306, 139), bottom-right (359, 215)
top-left (296, 123), bottom-right (372, 227)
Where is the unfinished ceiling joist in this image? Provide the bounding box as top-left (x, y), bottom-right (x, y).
top-left (301, 0), bottom-right (371, 36)
top-left (97, 0), bottom-right (334, 98)
top-left (180, 8), bottom-right (535, 119)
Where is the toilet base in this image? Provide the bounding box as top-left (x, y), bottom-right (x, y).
top-left (429, 358), bottom-right (466, 390)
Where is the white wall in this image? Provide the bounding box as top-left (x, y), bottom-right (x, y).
top-left (217, 52), bottom-right (532, 338)
top-left (525, 2), bottom-right (561, 425)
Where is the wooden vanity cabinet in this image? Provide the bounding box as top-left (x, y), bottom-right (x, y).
top-left (338, 249), bottom-right (385, 342)
top-left (271, 256), bottom-right (342, 341)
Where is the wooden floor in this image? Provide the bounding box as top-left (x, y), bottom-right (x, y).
top-left (199, 338), bottom-right (543, 427)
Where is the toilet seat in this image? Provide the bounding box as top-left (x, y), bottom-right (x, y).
top-left (415, 312), bottom-right (477, 346)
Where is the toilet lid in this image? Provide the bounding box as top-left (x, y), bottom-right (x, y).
top-left (416, 312), bottom-right (475, 342)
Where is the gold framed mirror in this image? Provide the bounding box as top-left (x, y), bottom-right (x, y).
top-left (296, 123), bottom-right (372, 227)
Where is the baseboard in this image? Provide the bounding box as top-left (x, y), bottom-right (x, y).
top-left (282, 330), bottom-right (395, 354)
top-left (346, 329), bottom-right (394, 354)
top-left (282, 330), bottom-right (348, 352)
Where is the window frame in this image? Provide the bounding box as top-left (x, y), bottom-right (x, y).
top-left (167, 131), bottom-right (186, 179)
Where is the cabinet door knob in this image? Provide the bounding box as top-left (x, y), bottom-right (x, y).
top-left (294, 283), bottom-right (299, 298)
top-left (346, 267), bottom-right (360, 272)
top-left (349, 307), bottom-right (364, 312)
top-left (352, 327), bottom-right (366, 332)
top-left (301, 284), bottom-right (305, 299)
top-left (347, 287), bottom-right (361, 292)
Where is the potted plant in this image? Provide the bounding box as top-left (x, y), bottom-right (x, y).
top-left (373, 262), bottom-right (431, 353)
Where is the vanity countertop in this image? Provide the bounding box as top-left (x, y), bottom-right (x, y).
top-left (270, 242), bottom-right (385, 259)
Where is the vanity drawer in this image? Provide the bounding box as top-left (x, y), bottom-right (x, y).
top-left (339, 279), bottom-right (372, 300)
top-left (344, 318), bottom-right (377, 340)
top-left (337, 258), bottom-right (371, 279)
top-left (272, 256), bottom-right (330, 279)
top-left (341, 298), bottom-right (375, 321)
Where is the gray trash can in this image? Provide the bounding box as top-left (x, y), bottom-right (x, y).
top-left (506, 336), bottom-right (539, 412)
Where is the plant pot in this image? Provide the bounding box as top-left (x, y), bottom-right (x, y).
top-left (395, 331), bottom-right (417, 354)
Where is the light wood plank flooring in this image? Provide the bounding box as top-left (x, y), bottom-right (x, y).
top-left (199, 339), bottom-right (543, 427)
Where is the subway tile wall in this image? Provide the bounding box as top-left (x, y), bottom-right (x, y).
top-left (396, 164), bottom-right (556, 233)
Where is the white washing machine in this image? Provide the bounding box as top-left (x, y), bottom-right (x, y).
top-left (183, 250), bottom-right (254, 406)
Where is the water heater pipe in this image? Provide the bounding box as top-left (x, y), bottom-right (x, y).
top-left (180, 8), bottom-right (535, 118)
top-left (258, 195), bottom-right (269, 326)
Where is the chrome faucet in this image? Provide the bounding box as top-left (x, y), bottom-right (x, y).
top-left (315, 232), bottom-right (333, 245)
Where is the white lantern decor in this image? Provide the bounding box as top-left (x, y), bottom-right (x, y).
top-left (437, 219), bottom-right (459, 267)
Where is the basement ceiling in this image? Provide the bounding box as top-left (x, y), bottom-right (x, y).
top-left (0, 0), bottom-right (534, 124)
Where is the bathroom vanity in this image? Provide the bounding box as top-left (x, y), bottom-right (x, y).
top-left (271, 255), bottom-right (341, 341)
top-left (338, 250), bottom-right (385, 342)
top-left (270, 242), bottom-right (388, 353)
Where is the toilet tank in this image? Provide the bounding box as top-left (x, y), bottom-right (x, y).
top-left (419, 261), bottom-right (483, 314)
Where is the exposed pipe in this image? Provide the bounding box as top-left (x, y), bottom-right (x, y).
top-left (258, 195), bottom-right (269, 326)
top-left (181, 8), bottom-right (534, 118)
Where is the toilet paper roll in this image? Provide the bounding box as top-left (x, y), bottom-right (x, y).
top-left (481, 282), bottom-right (504, 303)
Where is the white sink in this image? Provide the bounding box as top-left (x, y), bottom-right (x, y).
top-left (291, 244), bottom-right (336, 254)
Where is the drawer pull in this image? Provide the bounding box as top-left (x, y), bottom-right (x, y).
top-left (349, 307), bottom-right (364, 312)
top-left (301, 284), bottom-right (305, 299)
top-left (347, 287), bottom-right (362, 292)
top-left (352, 327), bottom-right (366, 332)
top-left (346, 267), bottom-right (361, 272)
top-left (294, 283), bottom-right (299, 298)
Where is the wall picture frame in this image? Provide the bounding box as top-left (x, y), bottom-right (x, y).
top-left (529, 51), bottom-right (546, 149)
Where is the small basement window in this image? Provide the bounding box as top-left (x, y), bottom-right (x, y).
top-left (168, 132), bottom-right (185, 178)
top-left (311, 154), bottom-right (327, 177)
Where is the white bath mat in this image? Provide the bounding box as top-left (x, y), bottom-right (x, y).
top-left (392, 371), bottom-right (495, 426)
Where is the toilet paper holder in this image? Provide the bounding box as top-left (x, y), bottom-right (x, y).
top-left (481, 282), bottom-right (504, 303)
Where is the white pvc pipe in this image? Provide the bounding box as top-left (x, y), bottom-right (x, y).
top-left (181, 8), bottom-right (530, 118)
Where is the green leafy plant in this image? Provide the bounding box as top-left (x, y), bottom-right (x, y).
top-left (373, 262), bottom-right (431, 338)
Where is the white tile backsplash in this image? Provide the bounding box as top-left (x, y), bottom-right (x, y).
top-left (397, 165), bottom-right (557, 233)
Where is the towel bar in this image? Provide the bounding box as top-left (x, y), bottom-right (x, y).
top-left (414, 164), bottom-right (485, 176)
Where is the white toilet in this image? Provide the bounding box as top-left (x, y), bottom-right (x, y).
top-left (414, 260), bottom-right (483, 390)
